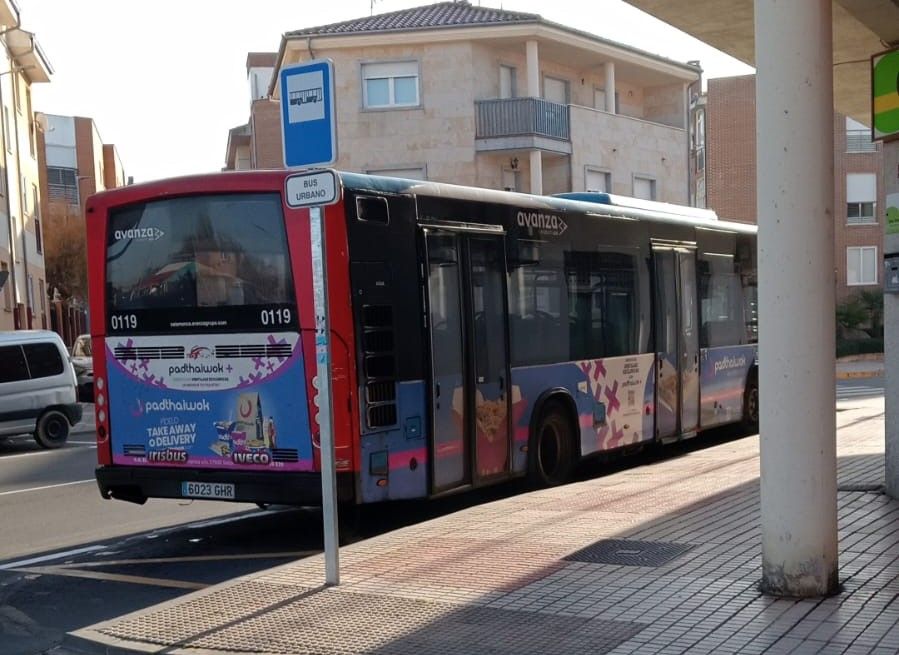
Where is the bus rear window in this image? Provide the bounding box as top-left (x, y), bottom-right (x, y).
top-left (106, 193), bottom-right (296, 333)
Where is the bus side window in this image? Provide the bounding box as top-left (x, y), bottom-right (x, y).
top-left (699, 253), bottom-right (745, 347)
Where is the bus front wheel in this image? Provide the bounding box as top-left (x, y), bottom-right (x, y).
top-left (529, 401), bottom-right (575, 487)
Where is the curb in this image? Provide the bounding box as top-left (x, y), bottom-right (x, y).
top-left (836, 369), bottom-right (884, 380)
top-left (62, 632), bottom-right (159, 655)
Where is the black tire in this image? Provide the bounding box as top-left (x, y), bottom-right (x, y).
top-left (34, 410), bottom-right (71, 449)
top-left (528, 401), bottom-right (575, 487)
top-left (743, 376), bottom-right (759, 432)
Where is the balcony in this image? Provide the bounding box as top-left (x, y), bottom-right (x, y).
top-left (846, 129), bottom-right (878, 153)
top-left (475, 97), bottom-right (572, 155)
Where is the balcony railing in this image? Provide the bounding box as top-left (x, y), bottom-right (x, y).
top-left (846, 129), bottom-right (877, 153)
top-left (475, 97), bottom-right (570, 141)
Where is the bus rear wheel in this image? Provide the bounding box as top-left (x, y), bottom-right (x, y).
top-left (529, 401), bottom-right (575, 487)
top-left (743, 376), bottom-right (759, 432)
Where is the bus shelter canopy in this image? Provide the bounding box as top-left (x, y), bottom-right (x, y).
top-left (625, 0), bottom-right (899, 126)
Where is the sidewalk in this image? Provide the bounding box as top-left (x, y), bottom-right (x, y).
top-left (68, 396), bottom-right (892, 655)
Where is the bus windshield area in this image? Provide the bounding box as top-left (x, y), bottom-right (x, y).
top-left (105, 193), bottom-right (296, 333)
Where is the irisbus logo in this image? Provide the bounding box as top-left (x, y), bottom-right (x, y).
top-left (516, 211), bottom-right (568, 236)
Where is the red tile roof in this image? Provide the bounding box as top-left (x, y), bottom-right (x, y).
top-left (286, 1), bottom-right (539, 37)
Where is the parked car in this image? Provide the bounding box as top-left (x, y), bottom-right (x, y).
top-left (70, 333), bottom-right (94, 402)
top-left (0, 330), bottom-right (82, 448)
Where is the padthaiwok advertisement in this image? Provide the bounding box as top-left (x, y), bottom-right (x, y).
top-left (105, 332), bottom-right (314, 471)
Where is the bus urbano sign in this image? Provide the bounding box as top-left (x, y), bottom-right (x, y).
top-left (285, 170), bottom-right (340, 208)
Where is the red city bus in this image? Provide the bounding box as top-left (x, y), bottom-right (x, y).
top-left (86, 170), bottom-right (758, 507)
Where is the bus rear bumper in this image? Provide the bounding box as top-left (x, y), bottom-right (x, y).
top-left (95, 465), bottom-right (356, 506)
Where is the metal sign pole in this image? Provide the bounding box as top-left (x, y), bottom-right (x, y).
top-left (309, 205), bottom-right (339, 586)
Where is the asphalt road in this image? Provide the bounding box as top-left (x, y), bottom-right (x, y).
top-left (0, 430), bottom-right (243, 563)
top-left (836, 374), bottom-right (884, 401)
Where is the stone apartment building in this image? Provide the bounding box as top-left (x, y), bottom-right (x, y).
top-left (700, 74), bottom-right (884, 301)
top-left (36, 114), bottom-right (126, 344)
top-left (0, 0), bottom-right (52, 332)
top-left (226, 1), bottom-right (701, 203)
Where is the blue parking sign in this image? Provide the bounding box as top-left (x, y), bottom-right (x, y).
top-left (280, 59), bottom-right (337, 168)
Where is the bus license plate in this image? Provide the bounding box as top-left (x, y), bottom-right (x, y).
top-left (181, 481), bottom-right (235, 500)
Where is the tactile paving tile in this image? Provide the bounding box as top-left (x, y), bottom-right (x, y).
top-left (98, 584), bottom-right (645, 654)
top-left (564, 538), bottom-right (694, 567)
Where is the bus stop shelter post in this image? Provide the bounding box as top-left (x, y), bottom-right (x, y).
top-left (310, 205), bottom-right (340, 586)
top-left (755, 0), bottom-right (839, 597)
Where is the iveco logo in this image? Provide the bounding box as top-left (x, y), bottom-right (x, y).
top-left (516, 211), bottom-right (568, 236)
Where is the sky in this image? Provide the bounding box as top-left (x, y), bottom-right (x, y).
top-left (23, 0), bottom-right (753, 183)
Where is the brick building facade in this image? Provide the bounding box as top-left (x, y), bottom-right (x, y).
top-left (703, 74), bottom-right (883, 300)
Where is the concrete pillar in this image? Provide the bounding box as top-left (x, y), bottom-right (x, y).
top-left (755, 0), bottom-right (838, 597)
top-left (526, 40), bottom-right (539, 97)
top-left (526, 40), bottom-right (543, 195)
top-left (884, 142), bottom-right (899, 498)
top-left (604, 61), bottom-right (616, 114)
top-left (529, 150), bottom-right (543, 196)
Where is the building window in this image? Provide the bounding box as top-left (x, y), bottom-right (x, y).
top-left (543, 76), bottom-right (569, 104)
top-left (633, 176), bottom-right (656, 200)
top-left (846, 173), bottom-right (877, 224)
top-left (500, 65), bottom-right (517, 99)
top-left (362, 61), bottom-right (419, 109)
top-left (35, 216), bottom-right (42, 254)
top-left (847, 202), bottom-right (876, 223)
top-left (47, 166), bottom-right (79, 204)
top-left (847, 246), bottom-right (878, 286)
top-left (586, 168), bottom-right (610, 193)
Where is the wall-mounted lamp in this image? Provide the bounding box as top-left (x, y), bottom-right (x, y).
top-left (510, 157), bottom-right (519, 170)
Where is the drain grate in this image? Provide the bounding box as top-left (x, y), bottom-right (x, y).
top-left (564, 539), bottom-right (694, 567)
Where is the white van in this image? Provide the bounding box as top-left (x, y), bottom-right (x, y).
top-left (0, 330), bottom-right (83, 448)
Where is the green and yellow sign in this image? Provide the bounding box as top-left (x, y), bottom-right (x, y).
top-left (873, 48), bottom-right (899, 141)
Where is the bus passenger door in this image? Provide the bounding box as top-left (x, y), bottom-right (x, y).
top-left (652, 244), bottom-right (699, 439)
top-left (424, 231), bottom-right (469, 491)
top-left (468, 236), bottom-right (511, 482)
top-left (677, 251), bottom-right (699, 434)
top-left (423, 227), bottom-right (511, 494)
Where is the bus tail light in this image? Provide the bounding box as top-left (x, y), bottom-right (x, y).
top-left (95, 376), bottom-right (110, 446)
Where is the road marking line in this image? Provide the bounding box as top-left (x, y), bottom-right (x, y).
top-left (52, 551), bottom-right (319, 568)
top-left (0, 445), bottom-right (94, 459)
top-left (0, 479), bottom-right (94, 497)
top-left (10, 565), bottom-right (207, 590)
top-left (0, 545), bottom-right (107, 570)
